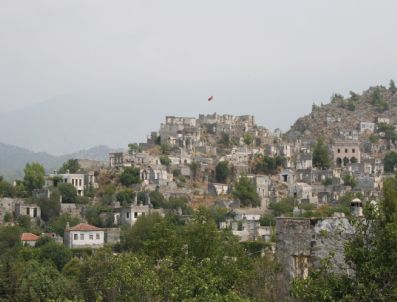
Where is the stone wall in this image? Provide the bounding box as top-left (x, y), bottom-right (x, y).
top-left (275, 216), bottom-right (354, 293)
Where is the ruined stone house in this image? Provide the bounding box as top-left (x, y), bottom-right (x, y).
top-left (276, 215), bottom-right (354, 288)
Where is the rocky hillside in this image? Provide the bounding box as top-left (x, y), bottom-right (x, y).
top-left (286, 82), bottom-right (397, 142)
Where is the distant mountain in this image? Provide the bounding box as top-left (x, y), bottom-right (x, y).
top-left (0, 94), bottom-right (165, 155)
top-left (0, 142), bottom-right (115, 181)
top-left (287, 85), bottom-right (397, 142)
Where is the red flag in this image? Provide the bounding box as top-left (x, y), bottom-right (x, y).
top-left (208, 96), bottom-right (213, 101)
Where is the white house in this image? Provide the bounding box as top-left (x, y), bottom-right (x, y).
top-left (63, 223), bottom-right (105, 249)
top-left (117, 204), bottom-right (150, 226)
top-left (359, 122), bottom-right (375, 134)
top-left (47, 172), bottom-right (85, 196)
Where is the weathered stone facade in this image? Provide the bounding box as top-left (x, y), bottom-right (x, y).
top-left (276, 216), bottom-right (354, 289)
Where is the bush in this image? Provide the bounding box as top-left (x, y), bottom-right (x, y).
top-left (232, 176), bottom-right (260, 207)
top-left (120, 167), bottom-right (141, 187)
top-left (215, 161), bottom-right (231, 183)
top-left (58, 183), bottom-right (77, 203)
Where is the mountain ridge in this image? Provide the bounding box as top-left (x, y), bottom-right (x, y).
top-left (0, 142), bottom-right (116, 181)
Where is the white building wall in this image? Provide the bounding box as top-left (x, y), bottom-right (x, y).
top-left (68, 230), bottom-right (105, 248)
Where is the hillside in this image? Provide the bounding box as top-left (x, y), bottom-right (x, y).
top-left (287, 83), bottom-right (397, 142)
top-left (0, 143), bottom-right (114, 181)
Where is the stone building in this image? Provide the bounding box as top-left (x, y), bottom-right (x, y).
top-left (109, 152), bottom-right (126, 169)
top-left (332, 140), bottom-right (361, 166)
top-left (275, 215), bottom-right (354, 291)
top-left (47, 172), bottom-right (86, 196)
top-left (15, 202), bottom-right (41, 220)
top-left (116, 204), bottom-right (150, 226)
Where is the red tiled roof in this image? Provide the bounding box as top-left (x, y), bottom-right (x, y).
top-left (21, 233), bottom-right (40, 241)
top-left (67, 223), bottom-right (102, 232)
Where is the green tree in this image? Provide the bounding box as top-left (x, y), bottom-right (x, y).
top-left (253, 155), bottom-right (286, 175)
top-left (121, 213), bottom-right (165, 253)
top-left (149, 191), bottom-right (165, 208)
top-left (38, 241), bottom-right (72, 271)
top-left (377, 122), bottom-right (397, 149)
top-left (312, 139), bottom-right (331, 169)
top-left (119, 166), bottom-right (141, 186)
top-left (161, 143), bottom-right (171, 155)
top-left (259, 213), bottom-right (276, 226)
top-left (243, 133), bottom-right (253, 146)
top-left (128, 143), bottom-right (141, 155)
top-left (160, 155), bottom-right (171, 166)
top-left (342, 173), bottom-right (357, 188)
top-left (17, 215), bottom-right (32, 231)
top-left (116, 188), bottom-right (135, 205)
top-left (349, 91), bottom-right (360, 102)
top-left (80, 249), bottom-right (159, 302)
top-left (268, 197), bottom-right (295, 217)
top-left (58, 159), bottom-right (80, 174)
top-left (389, 79), bottom-right (397, 94)
top-left (219, 133), bottom-right (231, 148)
top-left (292, 178), bottom-right (397, 301)
top-left (23, 162), bottom-right (45, 193)
top-left (36, 191), bottom-right (61, 222)
top-left (49, 213), bottom-right (80, 236)
top-left (215, 161), bottom-right (231, 183)
top-left (368, 135), bottom-right (379, 146)
top-left (189, 160), bottom-right (201, 180)
top-left (58, 183), bottom-right (78, 203)
top-left (384, 151), bottom-right (397, 173)
top-left (371, 87), bottom-right (389, 112)
top-left (0, 226), bottom-right (22, 255)
top-left (232, 176), bottom-right (260, 207)
top-left (331, 93), bottom-right (344, 103)
top-left (0, 177), bottom-right (15, 197)
top-left (13, 260), bottom-right (72, 301)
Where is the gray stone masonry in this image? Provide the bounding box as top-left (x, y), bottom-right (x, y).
top-left (276, 216), bottom-right (354, 286)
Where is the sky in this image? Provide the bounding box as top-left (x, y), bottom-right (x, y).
top-left (1, 0), bottom-right (397, 151)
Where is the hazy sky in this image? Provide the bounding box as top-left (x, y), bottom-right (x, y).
top-left (1, 0), bottom-right (397, 134)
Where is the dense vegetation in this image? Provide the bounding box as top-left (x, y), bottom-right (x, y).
top-left (0, 208), bottom-right (281, 302)
top-left (292, 177), bottom-right (397, 302)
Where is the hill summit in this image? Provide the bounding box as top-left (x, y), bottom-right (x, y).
top-left (287, 81), bottom-right (397, 142)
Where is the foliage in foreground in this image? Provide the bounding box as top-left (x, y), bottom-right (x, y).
top-left (292, 177), bottom-right (397, 302)
top-left (0, 208), bottom-right (282, 302)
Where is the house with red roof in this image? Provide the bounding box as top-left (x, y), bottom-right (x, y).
top-left (63, 222), bottom-right (105, 249)
top-left (21, 233), bottom-right (40, 247)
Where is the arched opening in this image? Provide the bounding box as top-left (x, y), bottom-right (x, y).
top-left (343, 157), bottom-right (350, 166)
top-left (336, 158), bottom-right (342, 166)
top-left (350, 156), bottom-right (358, 164)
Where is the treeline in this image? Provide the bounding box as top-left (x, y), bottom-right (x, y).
top-left (0, 208), bottom-right (281, 302)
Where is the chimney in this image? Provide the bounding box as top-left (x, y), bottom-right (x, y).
top-left (351, 198), bottom-right (363, 217)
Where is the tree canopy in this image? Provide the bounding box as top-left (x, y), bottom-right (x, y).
top-left (23, 162), bottom-right (45, 193)
top-left (232, 176), bottom-right (260, 207)
top-left (312, 139), bottom-right (331, 169)
top-left (384, 151), bottom-right (397, 173)
top-left (215, 161), bottom-right (231, 183)
top-left (58, 159), bottom-right (80, 174)
top-left (292, 177), bottom-right (397, 302)
top-left (119, 166), bottom-right (141, 186)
